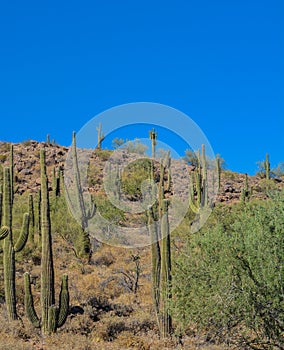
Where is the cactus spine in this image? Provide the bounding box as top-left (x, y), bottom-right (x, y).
top-left (24, 149), bottom-right (69, 333)
top-left (0, 167), bottom-right (30, 320)
top-left (96, 122), bottom-right (105, 149)
top-left (265, 153), bottom-right (270, 180)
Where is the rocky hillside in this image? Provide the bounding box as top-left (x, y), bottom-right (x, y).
top-left (0, 140), bottom-right (283, 204)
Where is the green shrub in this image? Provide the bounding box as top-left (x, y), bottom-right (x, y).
top-left (121, 159), bottom-right (151, 199)
top-left (172, 192), bottom-right (284, 348)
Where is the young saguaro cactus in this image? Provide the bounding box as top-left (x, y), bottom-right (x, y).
top-left (24, 149), bottom-right (69, 333)
top-left (0, 167), bottom-right (30, 320)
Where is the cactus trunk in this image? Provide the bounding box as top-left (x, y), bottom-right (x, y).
top-left (160, 199), bottom-right (172, 337)
top-left (40, 149), bottom-right (55, 333)
top-left (24, 149), bottom-right (69, 333)
top-left (2, 167), bottom-right (17, 320)
top-left (28, 194), bottom-right (35, 244)
top-left (72, 132), bottom-right (92, 260)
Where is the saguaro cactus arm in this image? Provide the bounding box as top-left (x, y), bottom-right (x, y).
top-left (14, 213), bottom-right (30, 252)
top-left (24, 272), bottom-right (40, 328)
top-left (57, 274), bottom-right (69, 328)
top-left (0, 226), bottom-right (9, 240)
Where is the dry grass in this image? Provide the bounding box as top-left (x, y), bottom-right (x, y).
top-left (0, 233), bottom-right (228, 350)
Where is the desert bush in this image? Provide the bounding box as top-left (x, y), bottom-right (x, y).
top-left (121, 158), bottom-right (151, 199)
top-left (93, 194), bottom-right (125, 224)
top-left (173, 192), bottom-right (284, 349)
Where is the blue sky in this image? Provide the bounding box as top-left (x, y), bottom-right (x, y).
top-left (0, 0), bottom-right (283, 174)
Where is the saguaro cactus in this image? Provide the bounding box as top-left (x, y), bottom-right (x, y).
top-left (71, 132), bottom-right (94, 260)
top-left (160, 199), bottom-right (172, 337)
top-left (188, 144), bottom-right (209, 213)
top-left (241, 173), bottom-right (251, 204)
top-left (201, 144), bottom-right (208, 207)
top-left (96, 122), bottom-right (105, 149)
top-left (216, 155), bottom-right (221, 191)
top-left (0, 189), bottom-right (2, 228)
top-left (52, 167), bottom-right (62, 198)
top-left (0, 167), bottom-right (30, 320)
top-left (37, 188), bottom-right (41, 244)
top-left (148, 156), bottom-right (172, 338)
top-left (24, 149), bottom-right (69, 333)
top-left (149, 129), bottom-right (157, 159)
top-left (148, 205), bottom-right (161, 329)
top-left (265, 153), bottom-right (270, 180)
top-left (10, 144), bottom-right (14, 205)
top-left (28, 194), bottom-right (35, 244)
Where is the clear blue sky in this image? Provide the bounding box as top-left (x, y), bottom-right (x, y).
top-left (0, 0), bottom-right (283, 174)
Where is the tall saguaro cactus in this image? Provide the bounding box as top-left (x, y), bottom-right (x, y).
top-left (72, 132), bottom-right (94, 260)
top-left (40, 148), bottom-right (55, 332)
top-left (0, 167), bottom-right (30, 320)
top-left (160, 199), bottom-right (172, 338)
top-left (24, 149), bottom-right (69, 333)
top-left (148, 155), bottom-right (172, 338)
top-left (148, 205), bottom-right (161, 329)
